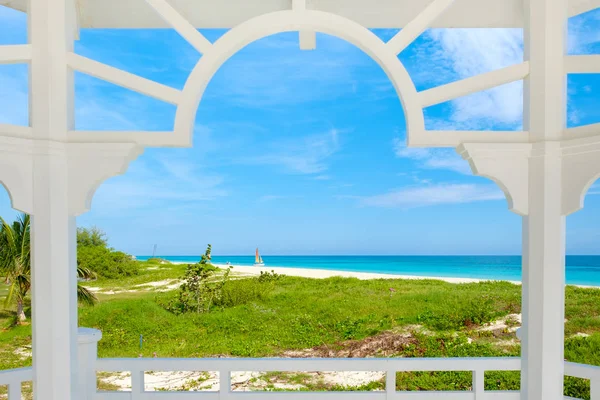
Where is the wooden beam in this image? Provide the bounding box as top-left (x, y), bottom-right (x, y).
top-left (67, 130), bottom-right (190, 147)
top-left (565, 123), bottom-right (600, 139)
top-left (386, 0), bottom-right (455, 55)
top-left (0, 45), bottom-right (32, 64)
top-left (565, 55), bottom-right (600, 74)
top-left (418, 62), bottom-right (530, 107)
top-left (0, 124), bottom-right (32, 138)
top-left (144, 0), bottom-right (213, 54)
top-left (409, 130), bottom-right (529, 147)
top-left (293, 0), bottom-right (316, 50)
top-left (569, 0), bottom-right (600, 17)
top-left (67, 53), bottom-right (182, 105)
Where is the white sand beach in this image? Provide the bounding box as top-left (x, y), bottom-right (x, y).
top-left (210, 264), bottom-right (523, 285)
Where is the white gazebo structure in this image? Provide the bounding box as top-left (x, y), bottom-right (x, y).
top-left (1, 0), bottom-right (600, 399)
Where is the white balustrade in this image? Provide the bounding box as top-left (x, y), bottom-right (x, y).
top-left (93, 357), bottom-right (521, 400)
top-left (0, 367), bottom-right (33, 399)
top-left (3, 332), bottom-right (600, 400)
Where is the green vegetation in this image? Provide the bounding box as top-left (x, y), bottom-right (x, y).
top-left (1, 241), bottom-right (600, 398)
top-left (77, 227), bottom-right (139, 280)
top-left (0, 214), bottom-right (98, 324)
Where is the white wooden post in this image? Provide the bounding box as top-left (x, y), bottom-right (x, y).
top-left (7, 381), bottom-right (21, 400)
top-left (386, 369), bottom-right (396, 399)
top-left (78, 328), bottom-right (102, 400)
top-left (592, 379), bottom-right (600, 400)
top-left (28, 0), bottom-right (77, 398)
top-left (472, 369), bottom-right (485, 399)
top-left (220, 370), bottom-right (231, 399)
top-left (522, 0), bottom-right (568, 398)
top-left (131, 368), bottom-right (145, 399)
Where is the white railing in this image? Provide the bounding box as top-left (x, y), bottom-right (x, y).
top-left (0, 366), bottom-right (32, 399)
top-left (3, 329), bottom-right (600, 400)
top-left (565, 362), bottom-right (600, 400)
top-left (94, 357), bottom-right (521, 400)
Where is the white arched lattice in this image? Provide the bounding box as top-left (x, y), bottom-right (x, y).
top-left (0, 0), bottom-right (540, 148)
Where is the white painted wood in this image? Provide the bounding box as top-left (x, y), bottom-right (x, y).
top-left (523, 0), bottom-right (567, 142)
top-left (386, 0), bottom-right (455, 55)
top-left (219, 371), bottom-right (231, 399)
top-left (564, 55), bottom-right (600, 74)
top-left (67, 130), bottom-right (190, 147)
top-left (144, 0), bottom-right (213, 54)
top-left (4, 0), bottom-right (527, 29)
top-left (175, 10), bottom-right (424, 149)
top-left (418, 62), bottom-right (530, 108)
top-left (0, 136), bottom-right (33, 214)
top-left (0, 124), bottom-right (33, 138)
top-left (28, 0), bottom-right (79, 398)
top-left (67, 143), bottom-right (144, 215)
top-left (564, 362), bottom-right (600, 381)
top-left (0, 44), bottom-right (32, 64)
top-left (521, 0), bottom-right (568, 397)
top-left (293, 0), bottom-right (317, 50)
top-left (410, 131), bottom-right (529, 148)
top-left (458, 143), bottom-right (532, 216)
top-left (78, 328), bottom-right (103, 400)
top-left (565, 123), bottom-right (600, 139)
top-left (592, 380), bottom-right (600, 400)
top-left (560, 134), bottom-right (600, 215)
top-left (7, 382), bottom-right (21, 399)
top-left (521, 143), bottom-right (567, 400)
top-left (131, 369), bottom-right (145, 399)
top-left (569, 0), bottom-right (600, 17)
top-left (472, 370), bottom-right (484, 399)
top-left (67, 53), bottom-right (182, 105)
top-left (386, 370), bottom-right (396, 399)
top-left (299, 31), bottom-right (317, 50)
top-left (96, 356), bottom-right (521, 373)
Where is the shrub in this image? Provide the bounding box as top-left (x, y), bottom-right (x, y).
top-left (78, 246), bottom-right (139, 279)
top-left (218, 277), bottom-right (278, 308)
top-left (160, 245), bottom-right (232, 315)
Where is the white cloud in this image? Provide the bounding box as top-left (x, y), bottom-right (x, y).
top-left (393, 138), bottom-right (471, 175)
top-left (244, 129), bottom-right (341, 175)
top-left (361, 183), bottom-right (505, 209)
top-left (423, 29), bottom-right (524, 129)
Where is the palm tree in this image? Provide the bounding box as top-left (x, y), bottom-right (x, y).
top-left (0, 214), bottom-right (97, 323)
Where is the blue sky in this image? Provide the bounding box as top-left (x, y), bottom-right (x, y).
top-left (0, 6), bottom-right (599, 256)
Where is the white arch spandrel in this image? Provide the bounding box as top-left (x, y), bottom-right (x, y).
top-left (175, 10), bottom-right (424, 145)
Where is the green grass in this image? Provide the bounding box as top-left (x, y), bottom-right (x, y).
top-left (78, 277), bottom-right (523, 358)
top-left (88, 261), bottom-right (187, 290)
top-left (3, 272), bottom-right (600, 399)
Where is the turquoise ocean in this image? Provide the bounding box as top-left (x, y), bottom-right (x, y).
top-left (135, 255), bottom-right (600, 287)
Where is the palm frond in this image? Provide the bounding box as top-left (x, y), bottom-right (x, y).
top-left (77, 284), bottom-right (98, 306)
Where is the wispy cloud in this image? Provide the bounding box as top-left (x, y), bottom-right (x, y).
top-left (90, 152), bottom-right (227, 215)
top-left (393, 138), bottom-right (471, 175)
top-left (361, 183), bottom-right (505, 209)
top-left (243, 128), bottom-right (341, 175)
top-left (418, 29), bottom-right (524, 130)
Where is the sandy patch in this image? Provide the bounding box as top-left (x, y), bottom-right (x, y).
top-left (479, 314), bottom-right (522, 333)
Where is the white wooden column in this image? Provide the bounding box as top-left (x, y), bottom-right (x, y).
top-left (521, 145), bottom-right (566, 400)
top-left (522, 0), bottom-right (568, 397)
top-left (28, 0), bottom-right (78, 398)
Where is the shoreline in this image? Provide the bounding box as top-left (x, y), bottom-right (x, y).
top-left (165, 262), bottom-right (599, 288)
top-left (179, 262), bottom-right (520, 285)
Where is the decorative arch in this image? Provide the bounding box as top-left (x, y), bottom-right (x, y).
top-left (0, 138), bottom-right (33, 214)
top-left (561, 136), bottom-right (600, 216)
top-left (175, 10), bottom-right (424, 145)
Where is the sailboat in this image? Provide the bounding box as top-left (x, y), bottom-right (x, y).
top-left (254, 248), bottom-right (265, 266)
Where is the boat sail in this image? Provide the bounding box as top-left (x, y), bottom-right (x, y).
top-left (254, 248), bottom-right (265, 266)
